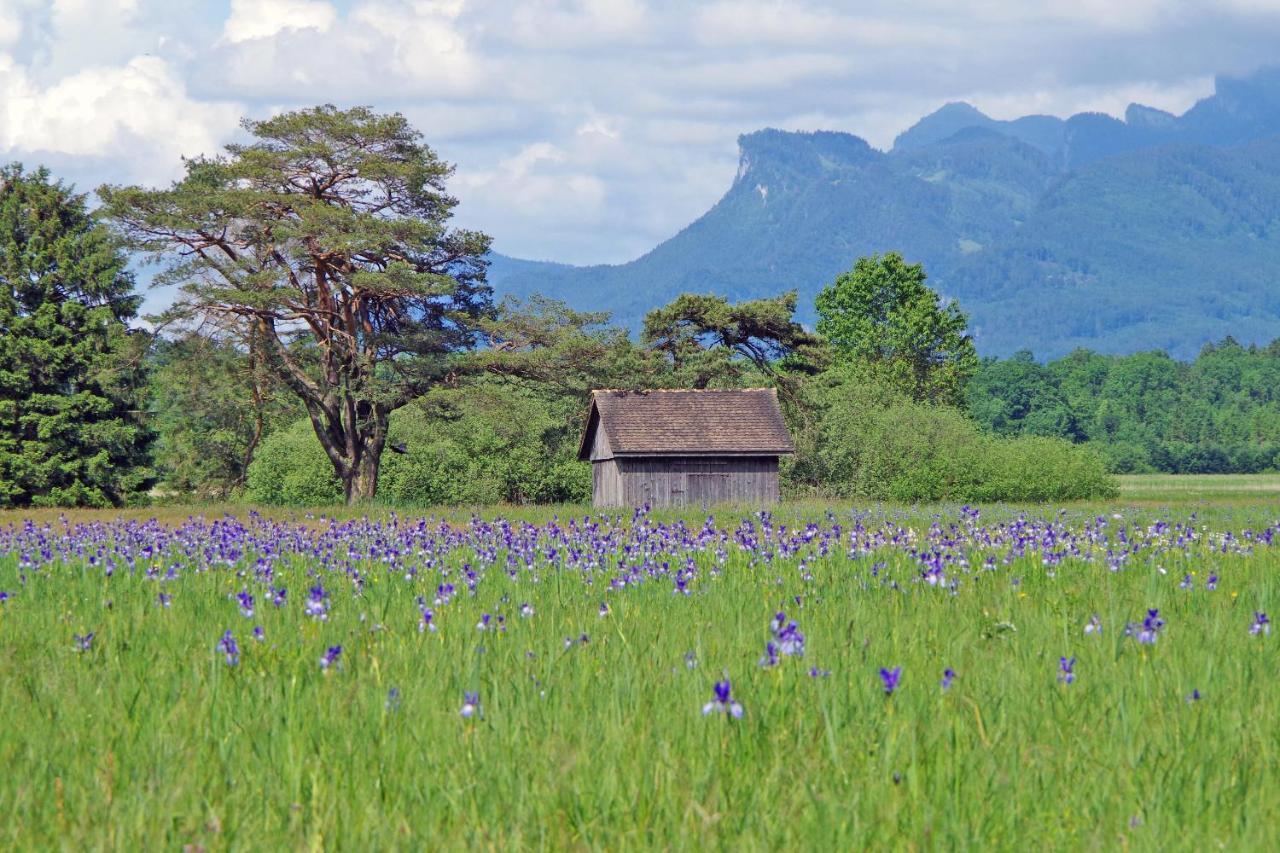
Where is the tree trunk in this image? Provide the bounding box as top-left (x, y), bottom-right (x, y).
top-left (341, 425), bottom-right (386, 505)
top-left (235, 335), bottom-right (266, 490)
top-left (343, 453), bottom-right (380, 505)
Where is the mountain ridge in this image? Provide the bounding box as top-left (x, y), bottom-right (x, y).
top-left (488, 66), bottom-right (1280, 359)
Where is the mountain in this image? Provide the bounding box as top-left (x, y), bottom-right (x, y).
top-left (892, 102), bottom-right (1067, 161)
top-left (488, 67), bottom-right (1280, 359)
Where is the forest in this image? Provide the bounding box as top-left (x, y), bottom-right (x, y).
top-left (1, 104), bottom-right (1275, 510)
top-left (969, 341), bottom-right (1280, 474)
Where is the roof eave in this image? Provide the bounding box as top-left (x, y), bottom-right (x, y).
top-left (611, 449), bottom-right (794, 458)
top-left (575, 401), bottom-right (600, 461)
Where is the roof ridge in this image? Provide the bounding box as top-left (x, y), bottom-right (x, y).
top-left (590, 387), bottom-right (775, 393)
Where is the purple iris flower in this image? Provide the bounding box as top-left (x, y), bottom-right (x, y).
top-left (684, 651), bottom-right (698, 669)
top-left (305, 585), bottom-right (328, 621)
top-left (1251, 611), bottom-right (1270, 636)
top-left (879, 667), bottom-right (902, 695)
top-left (1084, 614), bottom-right (1102, 635)
top-left (385, 687), bottom-right (402, 712)
top-left (599, 602), bottom-right (611, 617)
top-left (73, 632), bottom-right (95, 652)
top-left (461, 691), bottom-right (481, 719)
top-left (758, 640), bottom-right (780, 668)
top-left (1137, 609), bottom-right (1165, 644)
top-left (941, 668), bottom-right (956, 690)
top-left (270, 586), bottom-right (287, 608)
top-left (218, 630), bottom-right (240, 666)
top-left (702, 679), bottom-right (744, 718)
top-left (413, 595), bottom-right (436, 632)
top-left (761, 611), bottom-right (805, 662)
top-left (319, 645), bottom-right (342, 670)
top-left (1058, 656), bottom-right (1075, 684)
top-left (156, 592), bottom-right (172, 608)
top-left (808, 666), bottom-right (831, 678)
top-left (1187, 689), bottom-right (1201, 703)
top-left (1206, 573), bottom-right (1219, 591)
top-left (519, 603), bottom-right (534, 618)
top-left (252, 626), bottom-right (265, 642)
top-left (0, 592), bottom-right (9, 602)
top-left (476, 613), bottom-right (491, 631)
top-left (237, 590), bottom-right (254, 618)
top-left (776, 621), bottom-right (805, 657)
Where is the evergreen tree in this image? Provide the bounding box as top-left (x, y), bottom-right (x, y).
top-left (101, 106), bottom-right (492, 504)
top-left (0, 164), bottom-right (153, 507)
top-left (642, 291), bottom-right (828, 390)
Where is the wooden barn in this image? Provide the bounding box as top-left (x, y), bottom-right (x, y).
top-left (578, 389), bottom-right (795, 508)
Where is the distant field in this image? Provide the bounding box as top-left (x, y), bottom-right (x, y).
top-left (6, 472), bottom-right (1280, 530)
top-left (1118, 473), bottom-right (1280, 503)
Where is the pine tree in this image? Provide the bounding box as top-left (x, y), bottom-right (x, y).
top-left (0, 164), bottom-right (153, 507)
top-left (101, 106), bottom-right (492, 504)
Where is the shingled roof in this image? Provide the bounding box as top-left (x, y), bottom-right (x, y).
top-left (577, 389), bottom-right (795, 460)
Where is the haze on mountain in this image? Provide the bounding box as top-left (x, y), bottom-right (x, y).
top-left (488, 66), bottom-right (1280, 359)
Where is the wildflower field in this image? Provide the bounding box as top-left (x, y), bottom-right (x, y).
top-left (3, 500), bottom-right (1280, 849)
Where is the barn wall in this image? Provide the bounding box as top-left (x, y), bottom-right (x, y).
top-left (613, 456), bottom-right (779, 508)
top-left (592, 459), bottom-right (624, 507)
top-left (589, 421), bottom-right (613, 461)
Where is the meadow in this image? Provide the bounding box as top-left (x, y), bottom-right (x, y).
top-left (3, 480), bottom-right (1280, 848)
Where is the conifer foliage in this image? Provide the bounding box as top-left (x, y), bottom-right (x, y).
top-left (0, 165), bottom-right (152, 507)
top-left (101, 106), bottom-right (492, 504)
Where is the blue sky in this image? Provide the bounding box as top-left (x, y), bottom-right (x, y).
top-left (2, 0), bottom-right (1280, 271)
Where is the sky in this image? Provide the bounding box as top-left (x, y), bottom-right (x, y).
top-left (2, 0), bottom-right (1280, 269)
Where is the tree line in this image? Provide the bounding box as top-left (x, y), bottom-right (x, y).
top-left (1, 103), bottom-right (1241, 509)
top-left (969, 341), bottom-right (1280, 474)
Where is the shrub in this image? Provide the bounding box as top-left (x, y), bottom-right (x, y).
top-left (245, 419), bottom-right (341, 505)
top-left (972, 435), bottom-right (1116, 502)
top-left (245, 386), bottom-right (591, 507)
top-left (815, 371), bottom-right (1117, 502)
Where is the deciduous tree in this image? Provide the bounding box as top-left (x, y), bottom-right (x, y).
top-left (815, 252), bottom-right (976, 406)
top-left (149, 323), bottom-right (301, 497)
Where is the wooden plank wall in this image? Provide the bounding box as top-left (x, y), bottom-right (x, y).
top-left (606, 456), bottom-right (779, 508)
top-left (588, 420), bottom-right (612, 461)
top-left (592, 459), bottom-right (625, 507)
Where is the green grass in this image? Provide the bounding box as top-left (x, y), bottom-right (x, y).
top-left (2, 499), bottom-right (1280, 848)
top-left (1118, 472), bottom-right (1280, 503)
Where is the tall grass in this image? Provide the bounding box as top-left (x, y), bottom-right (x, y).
top-left (1, 505), bottom-right (1279, 848)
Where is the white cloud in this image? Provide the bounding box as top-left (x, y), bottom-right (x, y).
top-left (694, 2), bottom-right (957, 48)
top-left (0, 55), bottom-right (240, 183)
top-left (966, 77), bottom-right (1216, 124)
top-left (506, 0), bottom-right (650, 49)
top-left (206, 0), bottom-right (483, 99)
top-left (1, 0), bottom-right (1280, 265)
top-left (455, 141), bottom-right (608, 228)
top-left (351, 0), bottom-right (478, 89)
top-left (222, 0), bottom-right (337, 43)
top-left (0, 15), bottom-right (20, 48)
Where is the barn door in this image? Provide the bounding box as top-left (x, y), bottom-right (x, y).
top-left (687, 472), bottom-right (730, 508)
